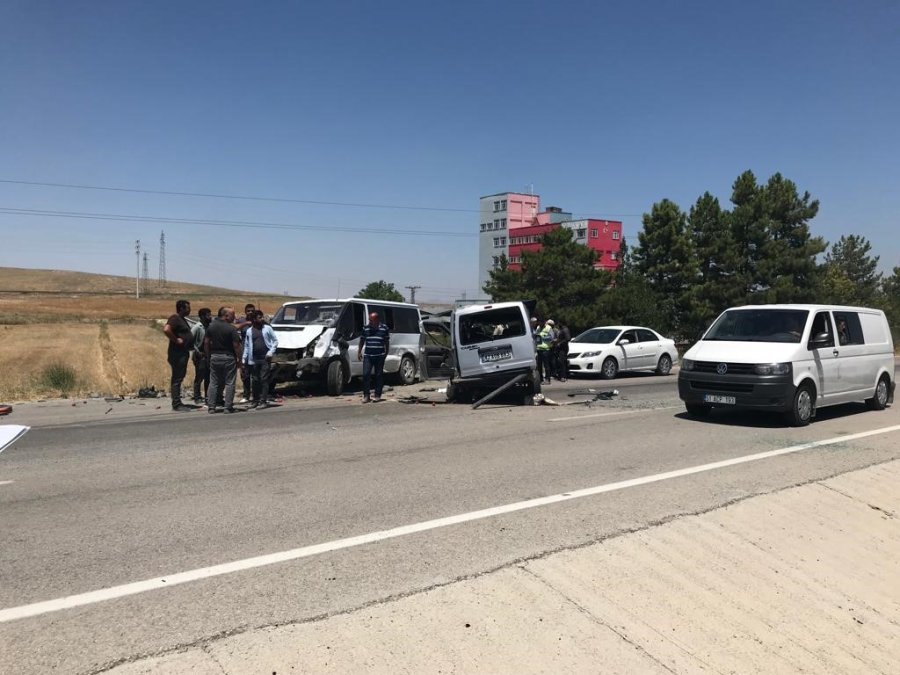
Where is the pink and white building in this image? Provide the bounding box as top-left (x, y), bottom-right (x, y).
top-left (478, 192), bottom-right (622, 291)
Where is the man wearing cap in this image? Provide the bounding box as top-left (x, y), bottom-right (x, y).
top-left (536, 319), bottom-right (556, 384)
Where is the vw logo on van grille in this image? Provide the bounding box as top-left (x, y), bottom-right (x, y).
top-left (716, 363), bottom-right (728, 375)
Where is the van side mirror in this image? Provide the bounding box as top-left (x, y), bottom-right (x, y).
top-left (809, 332), bottom-right (830, 347)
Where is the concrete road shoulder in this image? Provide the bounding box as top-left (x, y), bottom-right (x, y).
top-left (105, 460), bottom-right (900, 674)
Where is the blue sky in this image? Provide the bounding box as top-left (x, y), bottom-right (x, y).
top-left (1, 1), bottom-right (897, 302)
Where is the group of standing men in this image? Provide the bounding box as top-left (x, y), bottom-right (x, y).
top-left (163, 300), bottom-right (278, 413)
top-left (532, 317), bottom-right (571, 384)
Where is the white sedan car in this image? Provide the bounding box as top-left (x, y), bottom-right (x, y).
top-left (567, 326), bottom-right (678, 379)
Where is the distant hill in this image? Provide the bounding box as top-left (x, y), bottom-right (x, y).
top-left (0, 266), bottom-right (275, 296)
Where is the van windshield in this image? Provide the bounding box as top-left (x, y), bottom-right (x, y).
top-left (459, 307), bottom-right (526, 346)
top-left (272, 302), bottom-right (343, 326)
top-left (704, 309), bottom-right (809, 343)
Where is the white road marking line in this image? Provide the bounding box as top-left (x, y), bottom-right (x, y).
top-left (548, 406), bottom-right (680, 422)
top-left (0, 480), bottom-right (13, 486)
top-left (3, 422), bottom-right (900, 624)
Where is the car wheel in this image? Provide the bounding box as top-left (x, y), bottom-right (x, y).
top-left (866, 375), bottom-right (891, 411)
top-left (326, 360), bottom-right (345, 396)
top-left (656, 354), bottom-right (673, 376)
top-left (685, 403), bottom-right (711, 418)
top-left (600, 357), bottom-right (618, 380)
top-left (786, 382), bottom-right (815, 427)
top-left (396, 355), bottom-right (416, 385)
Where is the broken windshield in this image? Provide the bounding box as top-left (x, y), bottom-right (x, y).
top-left (272, 302), bottom-right (343, 326)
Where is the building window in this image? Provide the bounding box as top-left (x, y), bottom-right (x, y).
top-left (610, 252), bottom-right (618, 260)
top-left (492, 256), bottom-right (499, 267)
top-left (500, 199), bottom-right (507, 210)
top-left (493, 237), bottom-right (500, 247)
top-left (493, 200), bottom-right (501, 212)
top-left (612, 230), bottom-right (620, 240)
top-left (500, 237), bottom-right (506, 245)
top-left (576, 229), bottom-right (586, 239)
top-left (590, 228), bottom-right (598, 238)
top-left (480, 223), bottom-right (486, 232)
top-left (500, 218), bottom-right (507, 229)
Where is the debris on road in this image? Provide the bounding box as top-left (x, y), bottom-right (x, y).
top-left (0, 404), bottom-right (12, 416)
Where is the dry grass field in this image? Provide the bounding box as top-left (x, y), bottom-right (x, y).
top-left (0, 266), bottom-right (305, 401)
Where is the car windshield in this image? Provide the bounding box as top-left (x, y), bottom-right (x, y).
top-left (272, 302), bottom-right (343, 326)
top-left (704, 309), bottom-right (809, 343)
top-left (458, 306), bottom-right (526, 346)
top-left (572, 328), bottom-right (621, 344)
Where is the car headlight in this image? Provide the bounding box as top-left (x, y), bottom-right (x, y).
top-left (754, 362), bottom-right (791, 375)
top-left (581, 350), bottom-right (603, 358)
top-left (682, 359), bottom-right (695, 371)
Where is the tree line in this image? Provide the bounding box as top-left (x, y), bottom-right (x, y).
top-left (485, 170), bottom-right (900, 343)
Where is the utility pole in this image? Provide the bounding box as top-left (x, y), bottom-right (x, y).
top-left (135, 240), bottom-right (141, 299)
top-left (405, 285), bottom-right (421, 304)
top-left (158, 231), bottom-right (167, 287)
top-left (141, 252), bottom-right (149, 293)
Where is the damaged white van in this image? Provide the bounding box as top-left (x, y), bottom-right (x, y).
top-left (446, 300), bottom-right (540, 404)
top-left (678, 304), bottom-right (895, 426)
top-left (269, 299), bottom-right (422, 395)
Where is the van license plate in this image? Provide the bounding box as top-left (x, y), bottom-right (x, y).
top-left (480, 348), bottom-right (512, 363)
top-left (704, 394), bottom-right (736, 405)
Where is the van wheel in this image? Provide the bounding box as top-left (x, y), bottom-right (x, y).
top-left (397, 355), bottom-right (416, 385)
top-left (326, 360), bottom-right (345, 396)
top-left (685, 403), bottom-right (711, 418)
top-left (446, 383), bottom-right (467, 403)
top-left (786, 383), bottom-right (815, 427)
top-left (600, 357), bottom-right (618, 380)
top-left (656, 354), bottom-right (673, 375)
top-left (866, 375), bottom-right (891, 411)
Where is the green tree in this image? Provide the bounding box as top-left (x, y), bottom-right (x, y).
top-left (729, 171), bottom-right (824, 303)
top-left (520, 228), bottom-right (612, 332)
top-left (686, 192), bottom-right (740, 338)
top-left (756, 173), bottom-right (825, 303)
top-left (820, 234), bottom-right (882, 305)
top-left (355, 280), bottom-right (405, 302)
top-left (482, 254), bottom-right (523, 302)
top-left (882, 267), bottom-right (900, 343)
top-left (483, 228), bottom-right (611, 333)
top-left (632, 199), bottom-right (697, 336)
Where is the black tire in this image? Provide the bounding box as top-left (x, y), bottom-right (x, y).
top-left (866, 375), bottom-right (891, 411)
top-left (786, 382), bottom-right (815, 427)
top-left (326, 360), bottom-right (345, 396)
top-left (656, 354), bottom-right (673, 376)
top-left (600, 357), bottom-right (618, 380)
top-left (685, 403), bottom-right (711, 418)
top-left (396, 354), bottom-right (417, 386)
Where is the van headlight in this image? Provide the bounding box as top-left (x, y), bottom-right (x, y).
top-left (682, 359), bottom-right (695, 371)
top-left (754, 362), bottom-right (791, 376)
top-left (582, 351), bottom-right (602, 358)
top-left (305, 337), bottom-right (319, 358)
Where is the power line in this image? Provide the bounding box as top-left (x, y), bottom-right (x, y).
top-left (0, 178), bottom-right (644, 219)
top-left (0, 179), bottom-right (476, 214)
top-left (0, 206), bottom-right (476, 238)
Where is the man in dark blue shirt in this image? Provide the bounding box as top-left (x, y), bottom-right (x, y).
top-left (357, 311), bottom-right (390, 403)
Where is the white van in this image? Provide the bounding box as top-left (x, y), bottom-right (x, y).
top-left (678, 304), bottom-right (895, 426)
top-left (446, 301), bottom-right (540, 404)
top-left (269, 298), bottom-right (423, 395)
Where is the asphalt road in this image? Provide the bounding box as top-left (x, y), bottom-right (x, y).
top-left (2, 368), bottom-right (900, 674)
